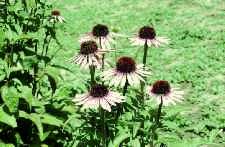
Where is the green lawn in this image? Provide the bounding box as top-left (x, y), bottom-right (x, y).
top-left (50, 0), bottom-right (225, 146)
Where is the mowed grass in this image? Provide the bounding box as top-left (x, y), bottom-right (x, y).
top-left (50, 0), bottom-right (225, 146)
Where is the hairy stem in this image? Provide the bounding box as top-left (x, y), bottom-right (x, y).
top-left (143, 40), bottom-right (148, 67)
top-left (140, 40), bottom-right (148, 146)
top-left (140, 40), bottom-right (148, 103)
top-left (156, 96), bottom-right (163, 125)
top-left (116, 80), bottom-right (129, 120)
top-left (123, 80), bottom-right (129, 96)
top-left (99, 37), bottom-right (105, 71)
top-left (150, 96), bottom-right (163, 147)
top-left (89, 65), bottom-right (95, 86)
top-left (100, 108), bottom-right (106, 147)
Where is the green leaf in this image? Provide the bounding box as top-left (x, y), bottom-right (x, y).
top-left (108, 132), bottom-right (130, 147)
top-left (1, 86), bottom-right (20, 113)
top-left (0, 141), bottom-right (14, 147)
top-left (51, 64), bottom-right (73, 73)
top-left (22, 56), bottom-right (38, 70)
top-left (26, 0), bottom-right (36, 8)
top-left (133, 122), bottom-right (141, 137)
top-left (44, 73), bottom-right (57, 95)
top-left (19, 111), bottom-right (44, 141)
top-left (0, 62), bottom-right (6, 81)
top-left (18, 86), bottom-right (33, 108)
top-left (0, 28), bottom-right (5, 47)
top-left (130, 138), bottom-right (140, 147)
top-left (0, 106), bottom-right (17, 128)
top-left (40, 113), bottom-right (63, 127)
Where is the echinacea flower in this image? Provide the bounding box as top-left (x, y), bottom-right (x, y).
top-left (73, 84), bottom-right (125, 112)
top-left (79, 24), bottom-right (115, 50)
top-left (71, 40), bottom-right (106, 68)
top-left (102, 56), bottom-right (151, 87)
top-left (50, 10), bottom-right (65, 23)
top-left (146, 80), bottom-right (184, 106)
top-left (130, 26), bottom-right (169, 47)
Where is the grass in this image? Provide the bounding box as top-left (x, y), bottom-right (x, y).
top-left (50, 0), bottom-right (225, 146)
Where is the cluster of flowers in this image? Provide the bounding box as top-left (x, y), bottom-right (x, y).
top-left (50, 10), bottom-right (184, 112)
top-left (72, 24), bottom-right (184, 111)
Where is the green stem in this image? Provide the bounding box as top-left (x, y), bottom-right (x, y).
top-left (140, 40), bottom-right (148, 103)
top-left (156, 96), bottom-right (163, 125)
top-left (100, 108), bottom-right (106, 147)
top-left (140, 82), bottom-right (145, 104)
top-left (150, 96), bottom-right (163, 147)
top-left (140, 40), bottom-right (148, 146)
top-left (102, 54), bottom-right (105, 71)
top-left (116, 80), bottom-right (128, 119)
top-left (143, 40), bottom-right (148, 67)
top-left (122, 80), bottom-right (129, 96)
top-left (89, 66), bottom-right (95, 86)
top-left (99, 37), bottom-right (105, 71)
top-left (32, 63), bottom-right (38, 97)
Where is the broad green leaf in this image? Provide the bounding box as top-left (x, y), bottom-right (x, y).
top-left (40, 114), bottom-right (63, 127)
top-left (133, 122), bottom-right (141, 137)
top-left (108, 132), bottom-right (130, 147)
top-left (22, 56), bottom-right (38, 69)
top-left (41, 131), bottom-right (51, 142)
top-left (18, 86), bottom-right (33, 108)
top-left (0, 142), bottom-right (14, 147)
top-left (1, 86), bottom-right (20, 113)
top-left (19, 111), bottom-right (44, 141)
top-left (15, 132), bottom-right (23, 146)
top-left (0, 28), bottom-right (5, 47)
top-left (131, 138), bottom-right (140, 147)
top-left (0, 66), bottom-right (6, 81)
top-left (44, 72), bottom-right (57, 95)
top-left (51, 64), bottom-right (73, 73)
top-left (0, 106), bottom-right (17, 128)
top-left (31, 99), bottom-right (46, 114)
top-left (26, 0), bottom-right (36, 8)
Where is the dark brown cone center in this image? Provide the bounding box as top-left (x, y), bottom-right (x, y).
top-left (80, 41), bottom-right (98, 55)
top-left (51, 10), bottom-right (60, 16)
top-left (92, 24), bottom-right (109, 37)
top-left (116, 57), bottom-right (136, 73)
top-left (138, 26), bottom-right (156, 39)
top-left (151, 80), bottom-right (171, 95)
top-left (90, 84), bottom-right (109, 98)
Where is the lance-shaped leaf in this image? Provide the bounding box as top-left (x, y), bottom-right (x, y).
top-left (0, 106), bottom-right (17, 128)
top-left (1, 86), bottom-right (20, 113)
top-left (19, 111), bottom-right (44, 141)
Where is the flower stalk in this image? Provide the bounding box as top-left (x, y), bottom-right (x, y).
top-left (150, 96), bottom-right (163, 147)
top-left (89, 65), bottom-right (95, 86)
top-left (156, 96), bottom-right (163, 125)
top-left (140, 40), bottom-right (149, 103)
top-left (122, 80), bottom-right (129, 96)
top-left (99, 37), bottom-right (105, 71)
top-left (100, 107), bottom-right (106, 147)
top-left (143, 40), bottom-right (148, 67)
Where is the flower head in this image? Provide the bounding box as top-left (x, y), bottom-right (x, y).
top-left (71, 40), bottom-right (106, 68)
top-left (50, 10), bottom-right (65, 23)
top-left (151, 80), bottom-right (170, 95)
top-left (102, 56), bottom-right (151, 87)
top-left (80, 40), bottom-right (98, 55)
top-left (73, 84), bottom-right (125, 112)
top-left (138, 26), bottom-right (156, 40)
top-left (92, 24), bottom-right (109, 37)
top-left (116, 57), bottom-right (136, 73)
top-left (146, 80), bottom-right (184, 106)
top-left (51, 10), bottom-right (60, 16)
top-left (130, 26), bottom-right (169, 47)
top-left (79, 24), bottom-right (116, 50)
